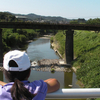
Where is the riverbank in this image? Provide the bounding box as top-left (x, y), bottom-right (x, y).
top-left (52, 30), bottom-right (100, 90)
top-left (27, 35), bottom-right (74, 72)
top-left (51, 42), bottom-right (63, 59)
top-left (50, 38), bottom-right (77, 73)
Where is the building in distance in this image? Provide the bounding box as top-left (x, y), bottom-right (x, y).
top-left (15, 16), bottom-right (28, 22)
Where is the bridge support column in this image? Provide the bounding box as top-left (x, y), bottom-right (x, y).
top-left (65, 29), bottom-right (74, 64)
top-left (0, 29), bottom-right (3, 64)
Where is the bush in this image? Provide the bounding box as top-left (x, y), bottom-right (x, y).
top-left (19, 35), bottom-right (27, 43)
top-left (2, 28), bottom-right (40, 52)
top-left (51, 68), bottom-right (55, 73)
top-left (50, 37), bottom-right (53, 43)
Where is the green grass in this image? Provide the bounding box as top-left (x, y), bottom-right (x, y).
top-left (54, 31), bottom-right (65, 57)
top-left (96, 98), bottom-right (100, 100)
top-left (73, 30), bottom-right (100, 88)
top-left (53, 30), bottom-right (100, 90)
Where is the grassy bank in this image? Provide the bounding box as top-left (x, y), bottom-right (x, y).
top-left (73, 30), bottom-right (100, 89)
top-left (51, 30), bottom-right (100, 100)
top-left (51, 30), bottom-right (100, 88)
top-left (50, 30), bottom-right (66, 58)
top-left (74, 30), bottom-right (100, 100)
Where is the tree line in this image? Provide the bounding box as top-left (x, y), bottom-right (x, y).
top-left (2, 28), bottom-right (40, 53)
top-left (70, 18), bottom-right (100, 25)
top-left (0, 12), bottom-right (19, 22)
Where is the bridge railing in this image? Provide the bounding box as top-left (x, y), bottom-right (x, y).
top-left (46, 88), bottom-right (100, 99)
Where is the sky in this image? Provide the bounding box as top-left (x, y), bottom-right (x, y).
top-left (0, 0), bottom-right (100, 20)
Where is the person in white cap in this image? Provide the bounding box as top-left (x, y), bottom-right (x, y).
top-left (0, 50), bottom-right (60, 100)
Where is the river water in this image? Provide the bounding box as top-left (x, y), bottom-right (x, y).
top-left (26, 37), bottom-right (79, 88)
top-left (26, 37), bottom-right (86, 100)
top-left (1, 37), bottom-right (86, 100)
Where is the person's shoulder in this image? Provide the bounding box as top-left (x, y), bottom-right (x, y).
top-left (0, 82), bottom-right (13, 93)
top-left (30, 80), bottom-right (48, 94)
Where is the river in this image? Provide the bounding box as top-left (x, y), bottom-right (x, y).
top-left (26, 37), bottom-right (79, 88)
top-left (26, 37), bottom-right (86, 100)
top-left (1, 37), bottom-right (86, 100)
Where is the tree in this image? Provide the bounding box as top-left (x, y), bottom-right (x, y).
top-left (86, 18), bottom-right (100, 25)
top-left (70, 20), bottom-right (79, 24)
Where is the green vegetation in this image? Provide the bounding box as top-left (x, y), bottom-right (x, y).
top-left (73, 30), bottom-right (100, 88)
top-left (51, 68), bottom-right (55, 73)
top-left (70, 18), bottom-right (100, 25)
top-left (52, 30), bottom-right (100, 100)
top-left (2, 28), bottom-right (40, 53)
top-left (51, 31), bottom-right (66, 58)
top-left (50, 36), bottom-right (54, 43)
top-left (0, 12), bottom-right (49, 53)
top-left (70, 18), bottom-right (86, 24)
top-left (86, 18), bottom-right (100, 25)
top-left (96, 98), bottom-right (100, 100)
top-left (52, 30), bottom-right (100, 89)
top-left (0, 12), bottom-right (20, 22)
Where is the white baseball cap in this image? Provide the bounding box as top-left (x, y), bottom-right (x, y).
top-left (3, 50), bottom-right (31, 71)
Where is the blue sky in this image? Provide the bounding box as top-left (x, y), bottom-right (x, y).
top-left (0, 0), bottom-right (100, 20)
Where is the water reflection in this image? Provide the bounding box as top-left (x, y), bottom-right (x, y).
top-left (29, 71), bottom-right (64, 88)
top-left (0, 71), bottom-right (3, 81)
top-left (64, 71), bottom-right (73, 88)
top-left (27, 38), bottom-right (59, 61)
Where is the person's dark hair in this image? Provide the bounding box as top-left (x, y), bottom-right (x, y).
top-left (4, 60), bottom-right (35, 100)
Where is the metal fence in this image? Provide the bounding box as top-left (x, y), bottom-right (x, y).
top-left (46, 88), bottom-right (100, 99)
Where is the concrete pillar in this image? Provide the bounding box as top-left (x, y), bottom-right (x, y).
top-left (0, 29), bottom-right (3, 64)
top-left (65, 29), bottom-right (74, 64)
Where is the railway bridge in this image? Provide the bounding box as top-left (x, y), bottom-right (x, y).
top-left (0, 22), bottom-right (100, 64)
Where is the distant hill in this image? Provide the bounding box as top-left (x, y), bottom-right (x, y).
top-left (0, 12), bottom-right (87, 24)
top-left (12, 12), bottom-right (71, 23)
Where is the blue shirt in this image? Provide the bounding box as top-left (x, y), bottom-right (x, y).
top-left (0, 80), bottom-right (47, 100)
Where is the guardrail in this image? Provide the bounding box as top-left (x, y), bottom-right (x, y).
top-left (46, 88), bottom-right (100, 99)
